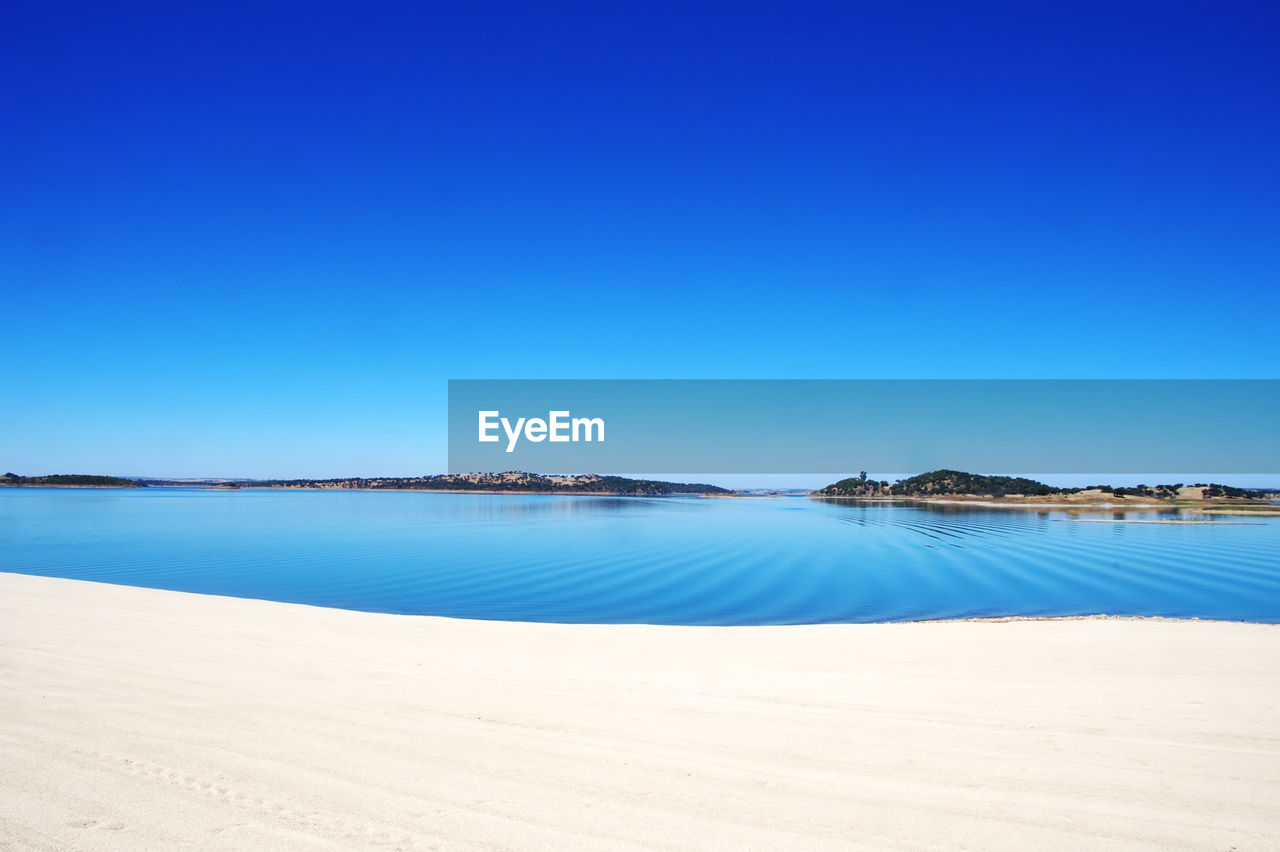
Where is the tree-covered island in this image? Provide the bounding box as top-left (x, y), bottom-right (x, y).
top-left (0, 473), bottom-right (144, 488)
top-left (812, 470), bottom-right (1279, 503)
top-left (241, 472), bottom-right (731, 496)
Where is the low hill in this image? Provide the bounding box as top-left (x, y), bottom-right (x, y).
top-left (813, 471), bottom-right (1279, 501)
top-left (814, 470), bottom-right (1066, 498)
top-left (1, 473), bottom-right (143, 488)
top-left (244, 473), bottom-right (731, 496)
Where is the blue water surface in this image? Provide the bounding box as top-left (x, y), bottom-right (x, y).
top-left (2, 488), bottom-right (1278, 624)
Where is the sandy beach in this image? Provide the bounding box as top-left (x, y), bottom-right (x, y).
top-left (2, 572), bottom-right (1278, 850)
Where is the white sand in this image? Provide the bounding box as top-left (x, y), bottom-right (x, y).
top-left (2, 572), bottom-right (1278, 850)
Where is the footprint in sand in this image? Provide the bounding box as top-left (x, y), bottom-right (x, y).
top-left (68, 818), bottom-right (125, 830)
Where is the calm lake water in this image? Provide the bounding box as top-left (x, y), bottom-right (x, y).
top-left (2, 488), bottom-right (1279, 624)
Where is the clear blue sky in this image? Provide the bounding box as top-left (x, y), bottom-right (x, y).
top-left (3, 2), bottom-right (1277, 479)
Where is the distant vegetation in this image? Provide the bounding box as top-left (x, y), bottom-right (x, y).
top-left (815, 470), bottom-right (1071, 498)
top-left (243, 473), bottom-right (731, 496)
top-left (1088, 482), bottom-right (1262, 499)
top-left (1, 473), bottom-right (142, 487)
top-left (813, 470), bottom-right (1277, 500)
top-left (812, 471), bottom-right (894, 497)
top-left (1192, 483), bottom-right (1260, 499)
top-left (5, 468), bottom-right (1267, 501)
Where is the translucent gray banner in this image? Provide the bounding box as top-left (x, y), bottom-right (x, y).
top-left (447, 380), bottom-right (1279, 474)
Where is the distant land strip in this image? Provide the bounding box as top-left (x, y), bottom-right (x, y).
top-left (232, 473), bottom-right (731, 495)
top-left (0, 473), bottom-right (142, 488)
top-left (812, 470), bottom-right (1280, 504)
top-left (3, 469), bottom-right (1277, 503)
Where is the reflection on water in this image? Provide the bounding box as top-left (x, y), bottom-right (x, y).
top-left (2, 488), bottom-right (1278, 624)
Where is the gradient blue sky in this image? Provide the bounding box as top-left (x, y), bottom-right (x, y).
top-left (3, 2), bottom-right (1277, 480)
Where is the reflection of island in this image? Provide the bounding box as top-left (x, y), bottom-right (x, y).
top-left (812, 470), bottom-right (1280, 507)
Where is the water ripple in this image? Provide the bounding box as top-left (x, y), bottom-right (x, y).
top-left (2, 489), bottom-right (1278, 624)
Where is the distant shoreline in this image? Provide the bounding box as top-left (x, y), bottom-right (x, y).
top-left (5, 467), bottom-right (1278, 510)
top-left (235, 486), bottom-right (729, 496)
top-left (810, 494), bottom-right (1280, 511)
top-left (0, 483), bottom-right (138, 489)
top-left (5, 482), bottom-right (1278, 510)
top-left (0, 483), bottom-right (731, 497)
